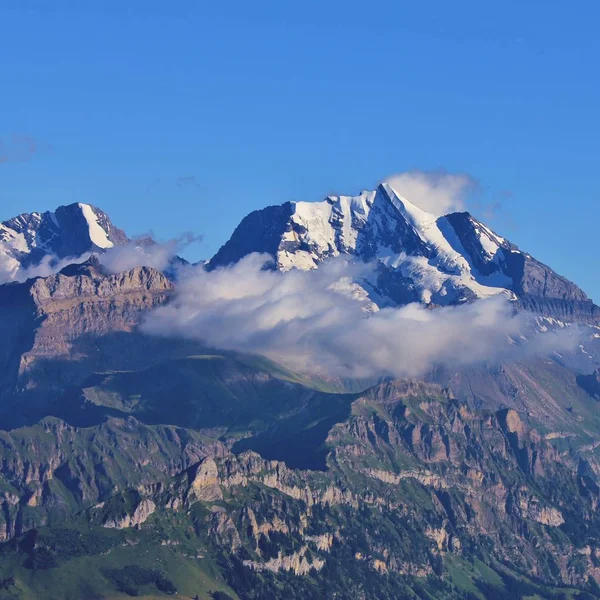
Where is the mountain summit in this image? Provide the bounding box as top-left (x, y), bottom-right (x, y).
top-left (0, 202), bottom-right (128, 278)
top-left (210, 182), bottom-right (599, 324)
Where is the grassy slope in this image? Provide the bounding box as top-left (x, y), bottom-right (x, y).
top-left (0, 512), bottom-right (237, 600)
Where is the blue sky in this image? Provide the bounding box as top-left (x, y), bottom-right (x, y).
top-left (1, 1), bottom-right (599, 300)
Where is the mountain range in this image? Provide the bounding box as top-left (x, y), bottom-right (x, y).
top-left (0, 186), bottom-right (600, 599)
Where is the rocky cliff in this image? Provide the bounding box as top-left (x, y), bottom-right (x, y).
top-left (0, 257), bottom-right (180, 425)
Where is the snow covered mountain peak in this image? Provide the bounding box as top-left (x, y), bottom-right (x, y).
top-left (261, 182), bottom-right (509, 302)
top-left (378, 181), bottom-right (437, 228)
top-left (210, 183), bottom-right (599, 324)
top-left (0, 202), bottom-right (128, 281)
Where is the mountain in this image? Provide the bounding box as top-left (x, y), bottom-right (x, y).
top-left (0, 350), bottom-right (350, 543)
top-left (210, 182), bottom-right (600, 324)
top-left (1, 196), bottom-right (600, 598)
top-left (0, 202), bottom-right (128, 279)
top-left (3, 381), bottom-right (600, 599)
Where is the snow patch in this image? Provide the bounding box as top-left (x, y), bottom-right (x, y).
top-left (78, 203), bottom-right (113, 249)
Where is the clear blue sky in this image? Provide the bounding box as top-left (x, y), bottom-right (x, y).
top-left (1, 1), bottom-right (599, 300)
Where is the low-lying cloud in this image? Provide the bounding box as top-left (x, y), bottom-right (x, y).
top-left (0, 233), bottom-right (202, 284)
top-left (0, 251), bottom-right (90, 284)
top-left (97, 241), bottom-right (173, 274)
top-left (383, 170), bottom-right (477, 216)
top-left (98, 233), bottom-right (202, 274)
top-left (143, 254), bottom-right (579, 378)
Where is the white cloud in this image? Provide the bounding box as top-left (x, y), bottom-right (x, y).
top-left (0, 233), bottom-right (203, 284)
top-left (143, 254), bottom-right (579, 378)
top-left (383, 170), bottom-right (476, 216)
top-left (98, 241), bottom-right (174, 274)
top-left (0, 249), bottom-right (90, 284)
top-left (98, 233), bottom-right (202, 274)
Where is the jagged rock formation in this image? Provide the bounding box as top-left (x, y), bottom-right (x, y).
top-left (243, 546), bottom-right (326, 576)
top-left (101, 498), bottom-right (156, 530)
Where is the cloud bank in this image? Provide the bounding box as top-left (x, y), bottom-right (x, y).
top-left (383, 170), bottom-right (477, 216)
top-left (143, 254), bottom-right (578, 378)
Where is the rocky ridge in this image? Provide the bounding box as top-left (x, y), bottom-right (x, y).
top-left (70, 384), bottom-right (600, 589)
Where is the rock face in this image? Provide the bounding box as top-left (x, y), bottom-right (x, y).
top-left (102, 498), bottom-right (156, 529)
top-left (22, 257), bottom-right (172, 366)
top-left (188, 458), bottom-right (223, 502)
top-left (427, 358), bottom-right (600, 434)
top-left (209, 182), bottom-right (599, 323)
top-left (0, 257), bottom-right (175, 424)
top-left (208, 202), bottom-right (295, 268)
top-left (243, 546), bottom-right (325, 575)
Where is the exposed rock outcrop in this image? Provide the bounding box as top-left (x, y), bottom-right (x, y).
top-left (102, 498), bottom-right (156, 529)
top-left (188, 458), bottom-right (223, 502)
top-left (243, 546), bottom-right (325, 575)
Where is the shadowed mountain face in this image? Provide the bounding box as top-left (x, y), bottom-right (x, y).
top-left (578, 369), bottom-right (600, 400)
top-left (59, 354), bottom-right (357, 465)
top-left (210, 183), bottom-right (600, 324)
